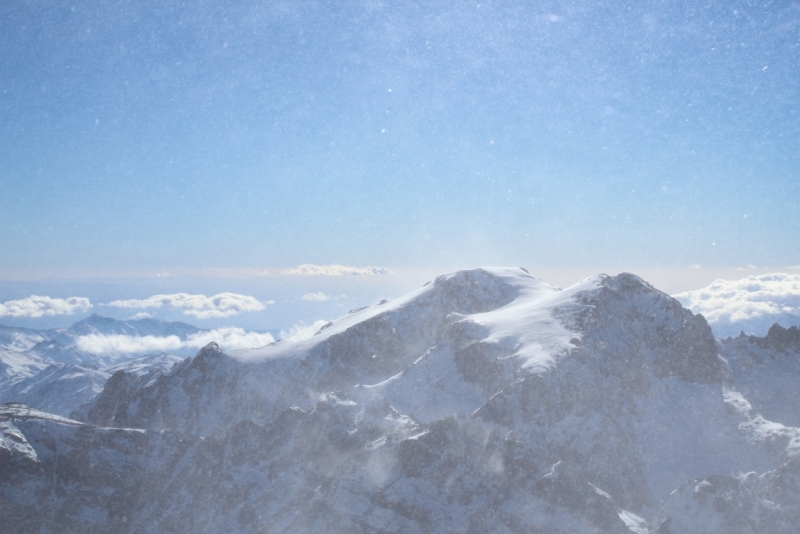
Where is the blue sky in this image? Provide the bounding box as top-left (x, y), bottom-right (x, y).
top-left (1, 1), bottom-right (799, 330)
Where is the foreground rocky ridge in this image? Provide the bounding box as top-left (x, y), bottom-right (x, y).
top-left (2, 268), bottom-right (799, 533)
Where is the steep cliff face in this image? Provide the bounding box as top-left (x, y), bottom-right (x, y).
top-left (719, 325), bottom-right (800, 428)
top-left (2, 268), bottom-right (799, 533)
top-left (0, 404), bottom-right (200, 534)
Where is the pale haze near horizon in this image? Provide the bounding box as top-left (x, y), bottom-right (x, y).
top-left (1, 1), bottom-right (798, 331)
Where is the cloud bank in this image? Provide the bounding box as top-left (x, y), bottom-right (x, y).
top-left (77, 317), bottom-right (333, 355)
top-left (0, 296), bottom-right (92, 318)
top-left (674, 273), bottom-right (800, 337)
top-left (107, 292), bottom-right (267, 319)
top-left (282, 264), bottom-right (393, 276)
top-left (76, 327), bottom-right (275, 354)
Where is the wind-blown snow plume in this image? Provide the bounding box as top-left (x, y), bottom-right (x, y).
top-left (0, 295), bottom-right (92, 318)
top-left (184, 327), bottom-right (275, 350)
top-left (75, 327), bottom-right (275, 354)
top-left (675, 273), bottom-right (800, 336)
top-left (282, 264), bottom-right (393, 276)
top-left (279, 320), bottom-right (329, 341)
top-left (107, 292), bottom-right (267, 318)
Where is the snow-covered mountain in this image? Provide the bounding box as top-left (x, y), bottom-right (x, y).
top-left (0, 325), bottom-right (50, 383)
top-left (0, 355), bottom-right (184, 418)
top-left (0, 315), bottom-right (195, 415)
top-left (0, 313), bottom-right (201, 367)
top-left (2, 268), bottom-right (799, 532)
top-left (40, 313), bottom-right (204, 363)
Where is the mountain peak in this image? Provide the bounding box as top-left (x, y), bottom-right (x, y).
top-left (196, 342), bottom-right (222, 357)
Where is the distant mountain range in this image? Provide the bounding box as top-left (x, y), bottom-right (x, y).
top-left (0, 314), bottom-right (199, 415)
top-left (1, 268), bottom-right (799, 532)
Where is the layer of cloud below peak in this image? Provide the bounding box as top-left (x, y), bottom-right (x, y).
top-left (302, 292), bottom-right (331, 301)
top-left (75, 327), bottom-right (275, 354)
top-left (76, 316), bottom-right (332, 354)
top-left (282, 264), bottom-right (393, 276)
top-left (301, 292), bottom-right (346, 302)
top-left (674, 273), bottom-right (800, 336)
top-left (107, 292), bottom-right (268, 318)
top-left (0, 296), bottom-right (92, 318)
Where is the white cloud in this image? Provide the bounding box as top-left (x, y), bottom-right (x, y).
top-left (302, 292), bottom-right (331, 301)
top-left (75, 327), bottom-right (275, 354)
top-left (184, 309), bottom-right (239, 319)
top-left (282, 264), bottom-right (393, 276)
top-left (279, 320), bottom-right (329, 342)
top-left (300, 293), bottom-right (346, 302)
top-left (0, 295), bottom-right (92, 318)
top-left (76, 334), bottom-right (183, 354)
top-left (131, 312), bottom-right (154, 320)
top-left (674, 273), bottom-right (800, 335)
top-left (107, 292), bottom-right (267, 318)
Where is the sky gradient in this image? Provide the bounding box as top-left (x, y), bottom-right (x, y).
top-left (2, 1), bottom-right (799, 330)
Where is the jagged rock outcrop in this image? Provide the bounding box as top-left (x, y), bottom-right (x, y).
top-left (749, 323), bottom-right (800, 353)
